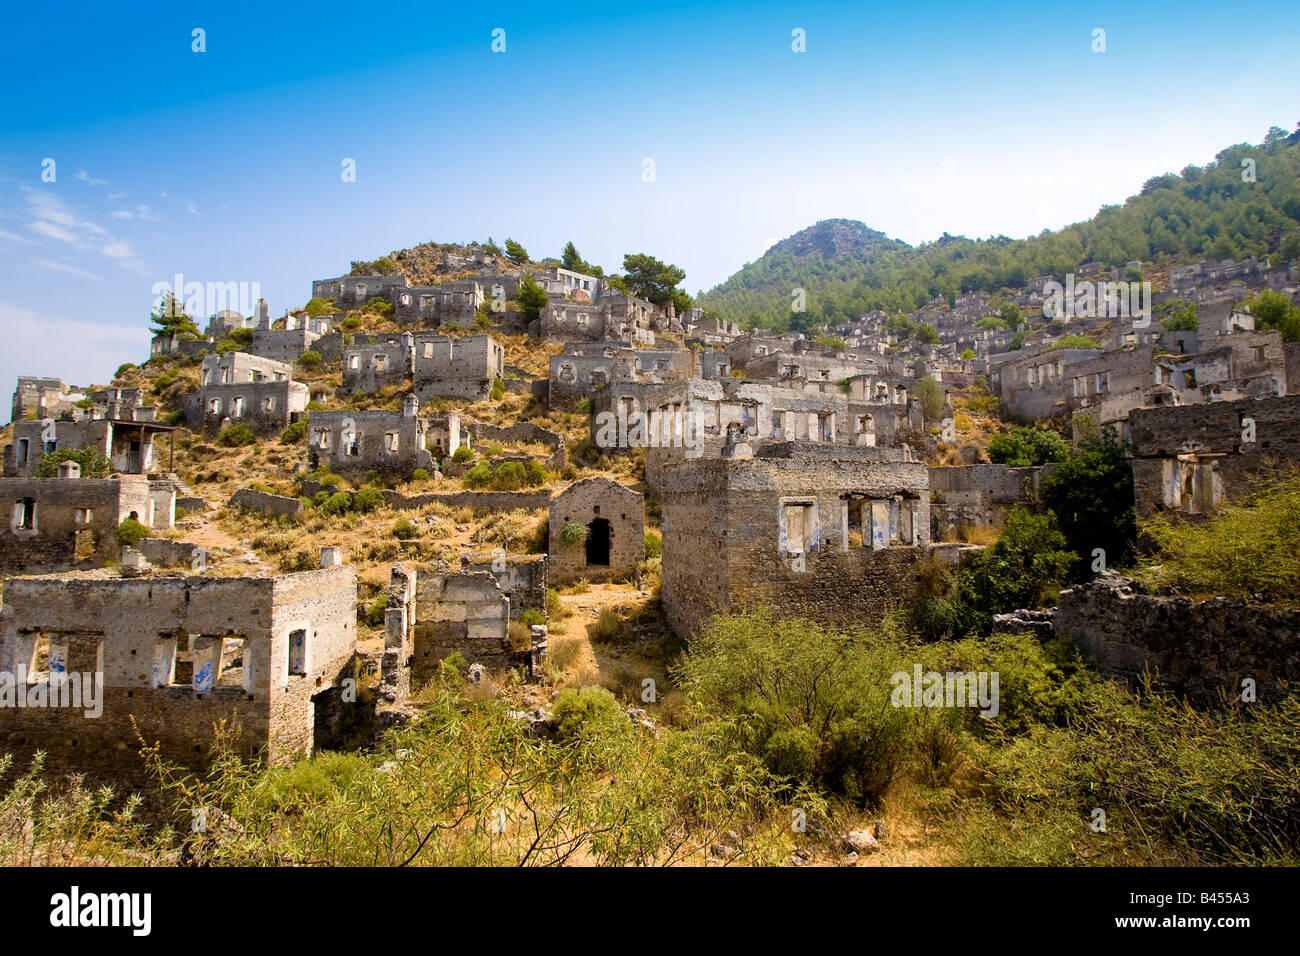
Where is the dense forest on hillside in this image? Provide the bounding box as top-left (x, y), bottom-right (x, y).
top-left (698, 126), bottom-right (1300, 331)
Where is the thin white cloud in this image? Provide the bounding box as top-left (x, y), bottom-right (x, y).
top-left (0, 302), bottom-right (141, 395)
top-left (32, 258), bottom-right (101, 280)
top-left (25, 188), bottom-right (108, 238)
top-left (30, 220), bottom-right (79, 242)
top-left (0, 227), bottom-right (30, 244)
top-left (101, 241), bottom-right (134, 259)
top-left (187, 201), bottom-right (199, 216)
top-left (75, 170), bottom-right (108, 186)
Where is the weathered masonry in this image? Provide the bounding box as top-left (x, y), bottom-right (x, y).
top-left (0, 564), bottom-right (358, 786)
top-left (192, 352), bottom-right (308, 436)
top-left (659, 442), bottom-right (933, 637)
top-left (0, 471), bottom-right (175, 575)
top-left (1128, 393), bottom-right (1300, 517)
top-left (548, 478), bottom-right (644, 585)
top-left (307, 397), bottom-right (434, 480)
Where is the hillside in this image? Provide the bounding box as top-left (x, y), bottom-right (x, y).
top-left (699, 125), bottom-right (1300, 331)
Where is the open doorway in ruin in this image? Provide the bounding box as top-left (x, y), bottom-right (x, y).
top-left (585, 517), bottom-right (611, 567)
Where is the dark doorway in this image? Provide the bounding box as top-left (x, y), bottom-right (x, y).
top-left (586, 517), bottom-right (611, 566)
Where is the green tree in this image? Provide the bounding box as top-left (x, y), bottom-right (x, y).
top-left (620, 253), bottom-right (690, 312)
top-left (504, 239), bottom-right (529, 264)
top-left (149, 291), bottom-right (200, 339)
top-left (911, 377), bottom-right (945, 423)
top-left (987, 427), bottom-right (1070, 467)
top-left (482, 237), bottom-right (503, 257)
top-left (515, 274), bottom-right (548, 319)
top-left (1038, 426), bottom-right (1136, 582)
top-left (1246, 289), bottom-right (1300, 342)
top-left (34, 447), bottom-right (112, 478)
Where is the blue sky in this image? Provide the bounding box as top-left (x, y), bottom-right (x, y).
top-left (1, 0), bottom-right (1297, 400)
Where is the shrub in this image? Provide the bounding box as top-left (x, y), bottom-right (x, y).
top-left (986, 426), bottom-right (1069, 467)
top-left (411, 468), bottom-right (430, 482)
top-left (462, 463), bottom-right (493, 489)
top-left (216, 424), bottom-right (257, 447)
top-left (491, 461), bottom-right (526, 491)
top-left (1038, 426), bottom-right (1135, 581)
top-left (353, 487), bottom-right (385, 514)
top-left (524, 460), bottom-right (546, 486)
top-left (574, 397), bottom-right (594, 415)
top-left (115, 517), bottom-right (149, 548)
top-left (643, 530), bottom-right (662, 559)
top-left (296, 350), bottom-right (323, 370)
top-left (451, 446), bottom-right (474, 464)
top-left (489, 378), bottom-right (505, 401)
top-left (561, 521), bottom-right (589, 545)
top-left (320, 492), bottom-right (354, 516)
top-left (674, 609), bottom-right (914, 805)
top-left (392, 518), bottom-right (416, 540)
top-left (521, 609), bottom-right (546, 627)
top-left (550, 686), bottom-right (626, 740)
top-left (34, 447), bottom-right (111, 479)
top-left (363, 596), bottom-right (388, 627)
top-left (589, 608), bottom-right (623, 642)
top-left (279, 420), bottom-right (307, 444)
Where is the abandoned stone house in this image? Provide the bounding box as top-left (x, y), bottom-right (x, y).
top-left (246, 326), bottom-right (325, 365)
top-left (307, 397), bottom-right (434, 480)
top-left (0, 563), bottom-right (358, 786)
top-left (658, 442), bottom-right (933, 637)
top-left (342, 336), bottom-right (413, 395)
top-left (927, 463), bottom-right (1050, 542)
top-left (549, 345), bottom-right (695, 409)
top-left (0, 470), bottom-right (175, 574)
top-left (10, 377), bottom-right (85, 425)
top-left (312, 273), bottom-right (409, 309)
top-left (192, 352), bottom-right (309, 436)
top-left (547, 478), bottom-right (645, 585)
top-left (393, 281), bottom-right (494, 327)
top-left (1128, 394), bottom-right (1300, 517)
top-left (638, 378), bottom-right (920, 491)
top-left (412, 333), bottom-right (505, 402)
top-left (685, 314), bottom-right (741, 346)
top-left (4, 414), bottom-right (174, 478)
top-left (531, 292), bottom-right (661, 345)
top-left (537, 266), bottom-right (601, 300)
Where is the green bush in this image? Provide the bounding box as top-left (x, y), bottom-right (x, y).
top-left (574, 397), bottom-right (594, 415)
top-left (296, 350), bottom-right (323, 370)
top-left (216, 424), bottom-right (258, 447)
top-left (550, 687), bottom-right (626, 741)
top-left (452, 446), bottom-right (474, 464)
top-left (674, 610), bottom-right (914, 805)
top-left (363, 596), bottom-right (388, 627)
top-left (561, 521), bottom-right (589, 545)
top-left (115, 517), bottom-right (149, 548)
top-left (491, 461), bottom-right (526, 491)
top-left (392, 518), bottom-right (416, 540)
top-left (411, 468), bottom-right (430, 482)
top-left (643, 530), bottom-right (662, 559)
top-left (353, 487), bottom-right (385, 514)
top-left (986, 426), bottom-right (1069, 467)
top-left (524, 460), bottom-right (546, 486)
top-left (34, 447), bottom-right (111, 479)
top-left (521, 609), bottom-right (546, 627)
top-left (321, 492), bottom-right (354, 516)
top-left (462, 463), bottom-right (493, 489)
top-left (489, 377), bottom-right (505, 401)
top-left (279, 420), bottom-right (308, 444)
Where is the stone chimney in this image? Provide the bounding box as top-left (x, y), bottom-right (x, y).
top-left (57, 459), bottom-right (81, 479)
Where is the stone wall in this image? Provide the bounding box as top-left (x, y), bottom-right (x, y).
top-left (927, 464), bottom-right (1052, 540)
top-left (376, 488), bottom-right (552, 514)
top-left (307, 407), bottom-right (433, 480)
top-left (548, 478), bottom-right (644, 584)
top-left (1129, 394), bottom-right (1300, 516)
top-left (412, 334), bottom-right (504, 402)
top-left (1055, 574), bottom-right (1300, 705)
top-left (229, 487), bottom-right (304, 518)
top-left (659, 445), bottom-right (930, 637)
top-left (465, 420), bottom-right (566, 469)
top-left (460, 552), bottom-right (548, 614)
top-left (409, 569), bottom-right (512, 685)
top-left (0, 565), bottom-right (358, 787)
top-left (0, 477), bottom-right (161, 574)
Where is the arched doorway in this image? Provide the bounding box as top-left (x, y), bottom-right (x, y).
top-left (585, 518), bottom-right (611, 567)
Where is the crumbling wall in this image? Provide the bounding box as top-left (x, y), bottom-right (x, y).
top-left (1055, 574), bottom-right (1300, 705)
top-left (0, 477), bottom-right (156, 574)
top-left (927, 464), bottom-right (1050, 540)
top-left (409, 570), bottom-right (512, 685)
top-left (460, 553), bottom-right (547, 614)
top-left (548, 478), bottom-right (644, 584)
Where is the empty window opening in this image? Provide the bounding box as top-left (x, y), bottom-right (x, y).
top-left (288, 629), bottom-right (308, 676)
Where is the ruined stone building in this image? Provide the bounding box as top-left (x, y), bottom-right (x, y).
top-left (312, 273), bottom-right (409, 309)
top-left (426, 411), bottom-right (465, 459)
top-left (5, 411), bottom-right (174, 478)
top-left (10, 377), bottom-right (86, 425)
top-left (548, 478), bottom-right (645, 585)
top-left (531, 292), bottom-right (661, 345)
top-left (412, 333), bottom-right (505, 401)
top-left (307, 396), bottom-right (434, 480)
top-left (1129, 394), bottom-right (1300, 517)
top-left (0, 562), bottom-right (358, 785)
top-left (927, 463), bottom-right (1050, 541)
top-left (548, 344), bottom-right (700, 410)
top-left (638, 378), bottom-right (921, 491)
top-left (342, 335), bottom-right (413, 395)
top-left (659, 442), bottom-right (933, 637)
top-left (394, 281), bottom-right (493, 327)
top-left (191, 352), bottom-right (309, 436)
top-left (0, 466), bottom-right (175, 574)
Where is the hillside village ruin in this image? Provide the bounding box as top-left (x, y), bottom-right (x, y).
top-left (3, 237), bottom-right (1300, 788)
